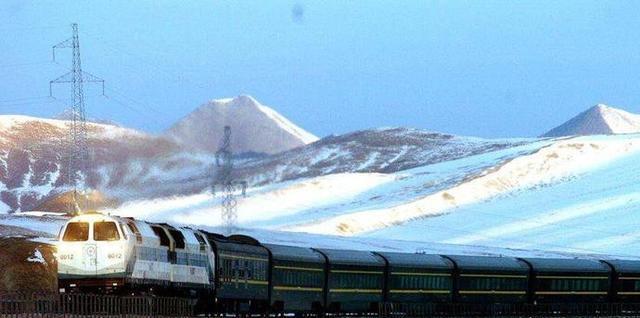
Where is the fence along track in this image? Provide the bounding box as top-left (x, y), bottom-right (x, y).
top-left (6, 294), bottom-right (640, 318)
top-left (0, 292), bottom-right (194, 317)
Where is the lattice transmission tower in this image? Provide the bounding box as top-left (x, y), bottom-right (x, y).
top-left (212, 126), bottom-right (247, 234)
top-left (50, 23), bottom-right (105, 214)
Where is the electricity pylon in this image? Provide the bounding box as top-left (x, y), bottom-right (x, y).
top-left (50, 23), bottom-right (105, 215)
top-left (212, 126), bottom-right (247, 234)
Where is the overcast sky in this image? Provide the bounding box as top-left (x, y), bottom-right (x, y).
top-left (1, 1), bottom-right (640, 138)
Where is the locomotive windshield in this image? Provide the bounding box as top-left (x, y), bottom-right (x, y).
top-left (62, 222), bottom-right (89, 241)
top-left (94, 222), bottom-right (121, 241)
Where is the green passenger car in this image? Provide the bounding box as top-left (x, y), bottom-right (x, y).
top-left (203, 233), bottom-right (270, 313)
top-left (315, 248), bottom-right (386, 313)
top-left (375, 252), bottom-right (454, 313)
top-left (445, 255), bottom-right (530, 304)
top-left (522, 258), bottom-right (611, 303)
top-left (264, 244), bottom-right (326, 312)
top-left (605, 259), bottom-right (640, 302)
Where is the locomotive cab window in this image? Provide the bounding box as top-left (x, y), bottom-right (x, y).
top-left (62, 222), bottom-right (89, 241)
top-left (93, 222), bottom-right (121, 241)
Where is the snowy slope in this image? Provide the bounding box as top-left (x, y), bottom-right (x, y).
top-left (0, 114), bottom-right (205, 213)
top-left (543, 104), bottom-right (640, 137)
top-left (367, 135), bottom-right (640, 258)
top-left (236, 128), bottom-right (526, 185)
top-left (93, 133), bottom-right (640, 257)
top-left (166, 95), bottom-right (318, 155)
top-left (6, 132), bottom-right (640, 258)
top-left (0, 214), bottom-right (604, 259)
top-left (103, 134), bottom-right (535, 227)
top-left (0, 113), bottom-right (520, 214)
top-left (0, 115), bottom-right (143, 139)
top-left (293, 136), bottom-right (640, 235)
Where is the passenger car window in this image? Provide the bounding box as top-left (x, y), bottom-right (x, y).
top-left (94, 222), bottom-right (121, 241)
top-left (62, 222), bottom-right (89, 241)
top-left (151, 226), bottom-right (170, 246)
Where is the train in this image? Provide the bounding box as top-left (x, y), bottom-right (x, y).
top-left (55, 212), bottom-right (640, 316)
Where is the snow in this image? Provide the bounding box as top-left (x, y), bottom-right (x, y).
top-left (99, 139), bottom-right (546, 232)
top-left (26, 248), bottom-right (46, 264)
top-left (14, 211), bottom-right (67, 217)
top-left (356, 152), bottom-right (380, 171)
top-left (0, 215), bottom-right (66, 237)
top-left (543, 104), bottom-right (640, 137)
top-left (93, 124), bottom-right (147, 139)
top-left (96, 132), bottom-right (640, 258)
top-left (0, 114), bottom-right (131, 133)
top-left (0, 200), bottom-right (9, 214)
top-left (256, 103), bottom-right (319, 144)
top-left (108, 172), bottom-right (395, 227)
top-left (7, 118), bottom-right (640, 260)
top-left (290, 135), bottom-right (640, 236)
top-left (599, 104), bottom-right (640, 134)
top-left (363, 135), bottom-right (640, 258)
top-left (0, 212), bottom-right (594, 259)
top-left (166, 95), bottom-right (318, 155)
top-left (0, 115), bottom-right (69, 131)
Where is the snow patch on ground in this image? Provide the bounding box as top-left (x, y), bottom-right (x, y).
top-left (0, 201), bottom-right (9, 214)
top-left (109, 173), bottom-right (395, 227)
top-left (256, 103), bottom-right (318, 144)
top-left (290, 136), bottom-right (640, 235)
top-left (26, 248), bottom-right (46, 264)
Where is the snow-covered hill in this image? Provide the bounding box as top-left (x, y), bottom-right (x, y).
top-left (0, 96), bottom-right (322, 213)
top-left (7, 100), bottom-right (640, 258)
top-left (97, 133), bottom-right (640, 257)
top-left (166, 95), bottom-right (318, 155)
top-left (543, 104), bottom-right (640, 137)
top-left (0, 112), bottom-right (521, 214)
top-left (0, 115), bottom-right (212, 213)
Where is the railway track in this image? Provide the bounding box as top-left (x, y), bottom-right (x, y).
top-left (5, 293), bottom-right (640, 318)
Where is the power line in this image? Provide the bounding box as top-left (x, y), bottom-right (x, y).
top-left (0, 96), bottom-right (51, 104)
top-left (0, 61), bottom-right (52, 68)
top-left (0, 25), bottom-right (66, 32)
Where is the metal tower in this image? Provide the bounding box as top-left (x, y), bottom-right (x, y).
top-left (212, 126), bottom-right (247, 234)
top-left (50, 23), bottom-right (105, 214)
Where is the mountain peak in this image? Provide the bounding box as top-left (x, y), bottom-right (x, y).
top-left (207, 94), bottom-right (259, 107)
top-left (542, 104), bottom-right (640, 137)
top-left (166, 95), bottom-right (318, 154)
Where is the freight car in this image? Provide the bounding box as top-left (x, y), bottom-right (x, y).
top-left (56, 212), bottom-right (640, 316)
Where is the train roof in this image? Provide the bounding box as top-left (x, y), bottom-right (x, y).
top-left (67, 212), bottom-right (119, 223)
top-left (444, 255), bottom-right (529, 273)
top-left (601, 259), bottom-right (640, 274)
top-left (202, 231), bottom-right (269, 256)
top-left (263, 244), bottom-right (325, 263)
top-left (314, 248), bottom-right (385, 267)
top-left (376, 252), bottom-right (453, 270)
top-left (520, 257), bottom-right (610, 273)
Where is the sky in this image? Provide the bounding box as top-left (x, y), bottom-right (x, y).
top-left (1, 1), bottom-right (640, 139)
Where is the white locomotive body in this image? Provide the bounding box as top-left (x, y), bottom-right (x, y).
top-left (56, 212), bottom-right (213, 294)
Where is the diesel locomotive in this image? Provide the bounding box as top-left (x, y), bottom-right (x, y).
top-left (56, 212), bottom-right (640, 315)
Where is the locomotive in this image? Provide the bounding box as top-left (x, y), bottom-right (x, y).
top-left (56, 212), bottom-right (640, 315)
